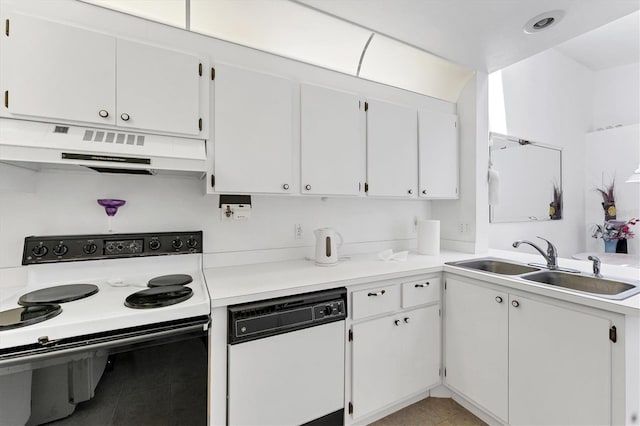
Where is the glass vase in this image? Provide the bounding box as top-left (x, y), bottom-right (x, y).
top-left (604, 239), bottom-right (617, 253)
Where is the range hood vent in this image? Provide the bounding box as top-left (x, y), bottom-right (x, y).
top-left (0, 118), bottom-right (207, 176)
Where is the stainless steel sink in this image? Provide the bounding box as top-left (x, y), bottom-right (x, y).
top-left (446, 258), bottom-right (540, 275)
top-left (521, 271), bottom-right (640, 300)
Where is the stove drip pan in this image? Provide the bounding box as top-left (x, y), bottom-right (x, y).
top-left (148, 274), bottom-right (193, 287)
top-left (125, 285), bottom-right (193, 309)
top-left (18, 284), bottom-right (99, 306)
top-left (0, 304), bottom-right (62, 330)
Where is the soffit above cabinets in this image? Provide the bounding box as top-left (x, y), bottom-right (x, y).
top-left (79, 0), bottom-right (638, 99)
top-left (80, 0), bottom-right (473, 102)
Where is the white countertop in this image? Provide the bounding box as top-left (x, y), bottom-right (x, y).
top-left (203, 249), bottom-right (640, 314)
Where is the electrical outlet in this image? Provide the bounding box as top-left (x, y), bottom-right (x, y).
top-left (294, 224), bottom-right (303, 240)
top-left (458, 223), bottom-right (471, 234)
top-left (458, 223), bottom-right (471, 233)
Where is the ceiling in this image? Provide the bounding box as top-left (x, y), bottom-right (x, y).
top-left (295, 0), bottom-right (640, 72)
top-left (554, 11), bottom-right (640, 70)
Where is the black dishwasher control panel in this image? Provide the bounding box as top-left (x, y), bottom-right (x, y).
top-left (228, 288), bottom-right (347, 344)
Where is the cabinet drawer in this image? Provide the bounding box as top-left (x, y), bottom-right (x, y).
top-left (402, 277), bottom-right (440, 308)
top-left (352, 285), bottom-right (400, 320)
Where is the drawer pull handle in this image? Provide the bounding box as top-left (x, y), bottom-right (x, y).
top-left (414, 282), bottom-right (429, 288)
top-left (403, 317), bottom-right (410, 323)
top-left (368, 290), bottom-right (386, 297)
top-left (394, 319), bottom-right (401, 326)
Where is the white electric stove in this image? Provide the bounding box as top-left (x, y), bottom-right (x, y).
top-left (0, 231), bottom-right (210, 425)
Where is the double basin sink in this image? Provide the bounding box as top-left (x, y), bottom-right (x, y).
top-left (446, 258), bottom-right (640, 300)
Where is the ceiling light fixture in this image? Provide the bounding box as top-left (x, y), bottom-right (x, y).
top-left (626, 164), bottom-right (640, 183)
top-left (524, 10), bottom-right (565, 34)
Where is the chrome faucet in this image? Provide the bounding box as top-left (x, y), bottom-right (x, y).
top-left (512, 236), bottom-right (558, 270)
top-left (587, 255), bottom-right (602, 278)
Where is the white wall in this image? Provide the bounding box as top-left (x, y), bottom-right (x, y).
top-left (488, 49), bottom-right (593, 257)
top-left (0, 164), bottom-right (429, 268)
top-left (592, 62), bottom-right (640, 131)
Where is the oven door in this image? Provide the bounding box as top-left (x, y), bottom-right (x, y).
top-left (228, 320), bottom-right (345, 426)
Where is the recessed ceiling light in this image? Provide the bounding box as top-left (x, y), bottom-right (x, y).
top-left (524, 10), bottom-right (565, 34)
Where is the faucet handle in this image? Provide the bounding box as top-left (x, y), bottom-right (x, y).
top-left (587, 255), bottom-right (602, 277)
top-left (535, 236), bottom-right (557, 256)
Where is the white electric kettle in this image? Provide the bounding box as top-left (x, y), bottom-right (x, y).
top-left (314, 228), bottom-right (343, 266)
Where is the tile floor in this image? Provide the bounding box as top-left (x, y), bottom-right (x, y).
top-left (369, 397), bottom-right (487, 426)
top-left (47, 337), bottom-right (207, 426)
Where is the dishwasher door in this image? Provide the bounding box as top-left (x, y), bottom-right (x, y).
top-left (228, 320), bottom-right (345, 426)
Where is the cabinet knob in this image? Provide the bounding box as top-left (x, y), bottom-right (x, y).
top-left (512, 300), bottom-right (520, 308)
top-left (394, 319), bottom-right (401, 326)
top-left (414, 282), bottom-right (429, 288)
top-left (408, 189), bottom-right (413, 195)
top-left (282, 183), bottom-right (289, 190)
top-left (495, 296), bottom-right (503, 303)
top-left (305, 184), bottom-right (311, 191)
top-left (367, 290), bottom-right (386, 297)
top-left (98, 109), bottom-right (109, 118)
top-left (403, 317), bottom-right (410, 324)
top-left (120, 113), bottom-right (130, 121)
top-left (422, 190), bottom-right (427, 195)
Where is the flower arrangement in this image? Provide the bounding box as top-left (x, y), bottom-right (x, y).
top-left (591, 218), bottom-right (639, 241)
top-left (549, 183), bottom-right (562, 220)
top-left (595, 180), bottom-right (616, 220)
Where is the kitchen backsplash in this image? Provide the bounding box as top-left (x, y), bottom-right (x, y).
top-left (0, 165), bottom-right (430, 268)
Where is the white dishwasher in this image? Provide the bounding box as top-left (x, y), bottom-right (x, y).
top-left (227, 288), bottom-right (346, 426)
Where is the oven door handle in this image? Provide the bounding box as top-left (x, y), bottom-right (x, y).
top-left (0, 317), bottom-right (209, 370)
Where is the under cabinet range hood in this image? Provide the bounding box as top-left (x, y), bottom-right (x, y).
top-left (0, 118), bottom-right (207, 176)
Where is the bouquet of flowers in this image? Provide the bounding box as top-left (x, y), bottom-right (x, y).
top-left (591, 218), bottom-right (639, 240)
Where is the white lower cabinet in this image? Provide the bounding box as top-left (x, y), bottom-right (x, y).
top-left (445, 275), bottom-right (615, 425)
top-left (349, 277), bottom-right (440, 421)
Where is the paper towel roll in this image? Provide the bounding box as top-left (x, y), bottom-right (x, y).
top-left (417, 220), bottom-right (440, 255)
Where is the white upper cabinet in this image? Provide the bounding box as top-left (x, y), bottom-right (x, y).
top-left (366, 99), bottom-right (418, 198)
top-left (116, 40), bottom-right (202, 136)
top-left (300, 84), bottom-right (364, 196)
top-left (418, 109), bottom-right (458, 199)
top-left (1, 14), bottom-right (116, 126)
top-left (1, 14), bottom-right (205, 137)
top-left (213, 64), bottom-right (295, 194)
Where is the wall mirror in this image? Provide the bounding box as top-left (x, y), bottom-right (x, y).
top-left (489, 132), bottom-right (563, 223)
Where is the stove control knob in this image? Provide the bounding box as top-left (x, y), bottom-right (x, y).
top-left (149, 240), bottom-right (161, 251)
top-left (128, 242), bottom-right (142, 253)
top-left (186, 238), bottom-right (198, 249)
top-left (324, 306), bottom-right (334, 316)
top-left (172, 238), bottom-right (184, 249)
top-left (83, 243), bottom-right (98, 254)
top-left (53, 244), bottom-right (68, 256)
top-left (32, 244), bottom-right (48, 257)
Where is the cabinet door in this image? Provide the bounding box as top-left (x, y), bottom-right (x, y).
top-left (366, 99), bottom-right (418, 197)
top-left (351, 306), bottom-right (440, 420)
top-left (444, 278), bottom-right (508, 422)
top-left (396, 305), bottom-right (441, 398)
top-left (300, 84), bottom-right (364, 195)
top-left (351, 314), bottom-right (398, 419)
top-left (1, 14), bottom-right (115, 125)
top-left (213, 64), bottom-right (295, 194)
top-left (508, 295), bottom-right (612, 426)
top-left (117, 40), bottom-right (201, 136)
top-left (418, 110), bottom-right (458, 199)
